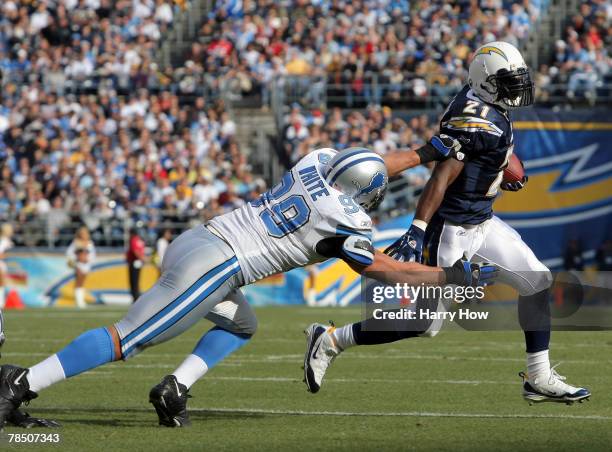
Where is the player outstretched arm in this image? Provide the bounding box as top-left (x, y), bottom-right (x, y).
top-left (383, 135), bottom-right (464, 177)
top-left (352, 249), bottom-right (496, 287)
top-left (385, 157), bottom-right (464, 262)
top-left (316, 235), bottom-right (496, 287)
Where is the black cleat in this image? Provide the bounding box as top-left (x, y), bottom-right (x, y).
top-left (0, 365), bottom-right (33, 429)
top-left (7, 408), bottom-right (61, 428)
top-left (149, 375), bottom-right (191, 427)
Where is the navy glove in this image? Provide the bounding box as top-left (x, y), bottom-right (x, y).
top-left (444, 258), bottom-right (499, 287)
top-left (501, 174), bottom-right (528, 192)
top-left (384, 223), bottom-right (426, 263)
top-left (501, 159), bottom-right (528, 192)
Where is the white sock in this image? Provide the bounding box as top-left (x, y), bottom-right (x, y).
top-left (28, 354), bottom-right (66, 393)
top-left (172, 354), bottom-right (209, 389)
top-left (75, 287), bottom-right (86, 308)
top-left (527, 349), bottom-right (550, 379)
top-left (306, 289), bottom-right (317, 307)
top-left (331, 324), bottom-right (356, 351)
top-left (0, 287), bottom-right (5, 309)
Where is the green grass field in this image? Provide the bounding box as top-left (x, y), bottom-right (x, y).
top-left (1, 306), bottom-right (611, 451)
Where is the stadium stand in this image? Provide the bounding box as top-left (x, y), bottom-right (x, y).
top-left (0, 0), bottom-right (609, 247)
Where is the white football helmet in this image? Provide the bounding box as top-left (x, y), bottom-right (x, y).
top-left (468, 41), bottom-right (535, 109)
top-left (324, 147), bottom-right (388, 212)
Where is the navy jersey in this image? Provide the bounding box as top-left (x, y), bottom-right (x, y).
top-left (437, 85), bottom-right (513, 225)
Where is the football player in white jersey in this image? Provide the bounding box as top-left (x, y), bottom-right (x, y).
top-left (0, 140), bottom-right (497, 428)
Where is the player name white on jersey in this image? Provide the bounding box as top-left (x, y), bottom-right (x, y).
top-left (209, 149), bottom-right (372, 284)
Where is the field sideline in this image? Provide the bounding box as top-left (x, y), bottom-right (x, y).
top-left (1, 306), bottom-right (611, 451)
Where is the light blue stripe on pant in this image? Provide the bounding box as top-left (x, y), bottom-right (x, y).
top-left (122, 262), bottom-right (241, 356)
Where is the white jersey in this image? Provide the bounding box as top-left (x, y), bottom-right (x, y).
top-left (210, 149), bottom-right (373, 284)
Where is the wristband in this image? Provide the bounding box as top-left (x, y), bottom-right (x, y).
top-left (442, 266), bottom-right (464, 285)
top-left (414, 143), bottom-right (443, 164)
top-left (412, 219), bottom-right (428, 231)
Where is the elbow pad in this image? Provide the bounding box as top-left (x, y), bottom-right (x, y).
top-left (341, 235), bottom-right (375, 266)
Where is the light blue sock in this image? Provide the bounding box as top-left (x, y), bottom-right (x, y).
top-left (56, 327), bottom-right (115, 377)
top-left (193, 326), bottom-right (250, 369)
top-left (172, 326), bottom-right (252, 388)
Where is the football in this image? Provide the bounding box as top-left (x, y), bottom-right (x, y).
top-left (503, 153), bottom-right (525, 183)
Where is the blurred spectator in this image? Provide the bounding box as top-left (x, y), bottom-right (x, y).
top-left (0, 223), bottom-right (14, 309)
top-left (153, 228), bottom-right (172, 275)
top-left (66, 226), bottom-right (96, 309)
top-left (127, 228), bottom-right (146, 303)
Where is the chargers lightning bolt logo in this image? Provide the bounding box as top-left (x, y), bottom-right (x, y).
top-left (476, 46), bottom-right (508, 61)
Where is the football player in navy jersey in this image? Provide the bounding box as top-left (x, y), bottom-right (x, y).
top-left (304, 42), bottom-right (590, 405)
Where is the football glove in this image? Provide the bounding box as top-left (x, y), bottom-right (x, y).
top-left (444, 257), bottom-right (499, 287)
top-left (501, 174), bottom-right (528, 191)
top-left (429, 134), bottom-right (469, 161)
top-left (415, 134), bottom-right (469, 164)
top-left (501, 159), bottom-right (528, 191)
top-left (384, 223), bottom-right (425, 263)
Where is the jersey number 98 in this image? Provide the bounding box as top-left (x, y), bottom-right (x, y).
top-left (251, 172), bottom-right (311, 238)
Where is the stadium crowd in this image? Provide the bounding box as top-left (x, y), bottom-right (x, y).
top-left (539, 0), bottom-right (611, 104)
top-left (195, 0), bottom-right (550, 108)
top-left (0, 0), bottom-right (609, 245)
top-left (0, 0), bottom-right (269, 245)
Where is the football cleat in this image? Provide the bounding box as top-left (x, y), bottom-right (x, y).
top-left (6, 409), bottom-right (61, 428)
top-left (149, 375), bottom-right (192, 427)
top-left (303, 323), bottom-right (341, 394)
top-left (519, 364), bottom-right (591, 405)
top-left (0, 365), bottom-right (35, 429)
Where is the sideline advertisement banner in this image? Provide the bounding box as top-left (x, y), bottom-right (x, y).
top-left (497, 108), bottom-right (612, 268)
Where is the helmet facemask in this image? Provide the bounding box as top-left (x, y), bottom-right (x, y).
top-left (486, 66), bottom-right (535, 108)
top-left (357, 183), bottom-right (387, 212)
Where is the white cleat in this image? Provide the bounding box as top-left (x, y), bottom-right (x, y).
top-left (520, 364), bottom-right (591, 405)
top-left (303, 323), bottom-right (341, 393)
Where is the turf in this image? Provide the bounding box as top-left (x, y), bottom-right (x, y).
top-left (1, 306), bottom-right (611, 451)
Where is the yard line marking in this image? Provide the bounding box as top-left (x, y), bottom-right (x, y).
top-left (9, 336), bottom-right (608, 351)
top-left (73, 370), bottom-right (517, 385)
top-left (30, 405), bottom-right (612, 422)
top-left (206, 376), bottom-right (514, 385)
top-left (5, 352), bottom-right (610, 365)
top-left (225, 354), bottom-right (612, 365)
top-left (188, 407), bottom-right (612, 421)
